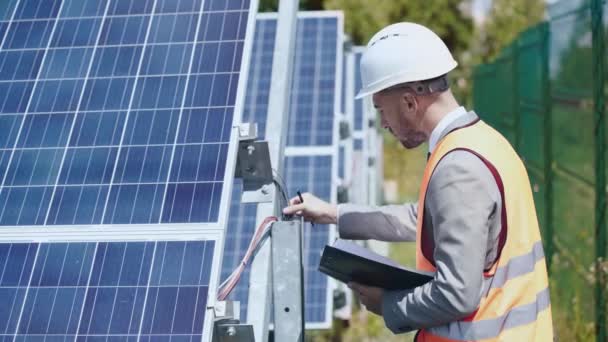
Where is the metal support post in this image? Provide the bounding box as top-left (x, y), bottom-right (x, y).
top-left (271, 220), bottom-right (305, 341)
top-left (246, 1), bottom-right (299, 342)
top-left (591, 1), bottom-right (606, 341)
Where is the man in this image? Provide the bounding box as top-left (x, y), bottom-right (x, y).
top-left (283, 23), bottom-right (553, 341)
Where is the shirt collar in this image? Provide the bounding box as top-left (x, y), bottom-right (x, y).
top-left (428, 106), bottom-right (467, 153)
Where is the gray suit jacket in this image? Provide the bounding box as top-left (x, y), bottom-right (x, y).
top-left (337, 111), bottom-right (503, 333)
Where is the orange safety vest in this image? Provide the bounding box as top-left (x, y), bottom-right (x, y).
top-left (415, 120), bottom-right (553, 341)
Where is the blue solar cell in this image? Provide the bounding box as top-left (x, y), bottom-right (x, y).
top-left (47, 186), bottom-right (108, 225)
top-left (141, 44), bottom-right (193, 75)
top-left (103, 184), bottom-right (165, 224)
top-left (0, 81), bottom-right (34, 113)
top-left (0, 115), bottom-right (21, 148)
top-left (114, 146), bottom-right (171, 183)
top-left (31, 79), bottom-right (84, 112)
top-left (59, 148), bottom-right (118, 184)
top-left (177, 108), bottom-right (232, 144)
top-left (98, 16), bottom-right (150, 46)
top-left (122, 110), bottom-right (179, 145)
top-left (354, 50), bottom-right (364, 131)
top-left (0, 186), bottom-right (52, 225)
top-left (0, 241), bottom-right (214, 341)
top-left (4, 148), bottom-right (63, 185)
top-left (0, 0), bottom-right (18, 21)
top-left (108, 0), bottom-right (155, 15)
top-left (156, 0), bottom-right (201, 14)
top-left (338, 145), bottom-right (345, 179)
top-left (132, 76), bottom-right (189, 109)
top-left (16, 113), bottom-right (69, 148)
top-left (41, 48), bottom-right (94, 79)
top-left (61, 0), bottom-right (108, 18)
top-left (51, 19), bottom-right (103, 47)
top-left (4, 20), bottom-right (55, 49)
top-left (0, 50), bottom-right (45, 80)
top-left (81, 77), bottom-right (135, 110)
top-left (14, 0), bottom-right (62, 20)
top-left (90, 46), bottom-right (143, 77)
top-left (341, 54), bottom-right (346, 114)
top-left (205, 0), bottom-right (248, 11)
top-left (354, 137), bottom-right (363, 151)
top-left (70, 111), bottom-right (126, 147)
top-left (149, 14), bottom-right (199, 44)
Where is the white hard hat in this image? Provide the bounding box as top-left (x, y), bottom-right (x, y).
top-left (356, 22), bottom-right (458, 99)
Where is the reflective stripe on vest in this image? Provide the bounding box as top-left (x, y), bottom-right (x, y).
top-left (415, 120), bottom-right (553, 341)
top-left (426, 287), bottom-right (550, 340)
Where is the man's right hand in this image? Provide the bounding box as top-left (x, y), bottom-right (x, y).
top-left (282, 192), bottom-right (338, 225)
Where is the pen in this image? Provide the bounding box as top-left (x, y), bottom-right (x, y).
top-left (296, 190), bottom-right (313, 227)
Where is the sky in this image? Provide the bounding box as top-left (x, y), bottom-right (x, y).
top-left (472, 0), bottom-right (492, 24)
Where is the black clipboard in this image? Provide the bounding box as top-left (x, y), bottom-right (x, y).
top-left (319, 239), bottom-right (433, 290)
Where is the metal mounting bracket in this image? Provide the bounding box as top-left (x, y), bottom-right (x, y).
top-left (212, 301), bottom-right (255, 342)
top-left (235, 123), bottom-right (273, 203)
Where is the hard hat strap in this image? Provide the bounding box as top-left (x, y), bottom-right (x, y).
top-left (385, 74), bottom-right (449, 96)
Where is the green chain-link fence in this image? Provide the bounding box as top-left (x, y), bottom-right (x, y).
top-left (472, 0), bottom-right (607, 340)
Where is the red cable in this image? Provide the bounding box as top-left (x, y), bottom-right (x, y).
top-left (217, 216), bottom-right (278, 301)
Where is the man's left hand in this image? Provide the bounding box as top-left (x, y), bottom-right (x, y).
top-left (349, 282), bottom-right (384, 315)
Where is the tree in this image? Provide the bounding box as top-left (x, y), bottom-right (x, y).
top-left (477, 0), bottom-right (545, 63)
top-left (323, 0), bottom-right (473, 55)
top-left (323, 0), bottom-right (474, 104)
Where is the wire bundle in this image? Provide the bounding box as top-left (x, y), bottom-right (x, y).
top-left (217, 216), bottom-right (278, 301)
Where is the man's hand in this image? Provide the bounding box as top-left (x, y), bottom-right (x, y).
top-left (282, 192), bottom-right (338, 225)
top-left (349, 282), bottom-right (384, 315)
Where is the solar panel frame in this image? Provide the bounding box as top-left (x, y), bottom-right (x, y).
top-left (338, 47), bottom-right (354, 190)
top-left (0, 0), bottom-right (261, 340)
top-left (352, 46), bottom-right (367, 140)
top-left (348, 46), bottom-right (370, 205)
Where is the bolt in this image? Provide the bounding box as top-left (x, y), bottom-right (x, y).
top-left (247, 145), bottom-right (255, 155)
top-left (226, 326), bottom-right (236, 336)
top-left (261, 185), bottom-right (270, 195)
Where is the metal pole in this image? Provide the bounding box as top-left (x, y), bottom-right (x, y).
top-left (271, 220), bottom-right (305, 341)
top-left (591, 1), bottom-right (606, 341)
top-left (541, 22), bottom-right (554, 273)
top-left (246, 2), bottom-right (299, 342)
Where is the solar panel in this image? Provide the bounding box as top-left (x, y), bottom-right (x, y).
top-left (0, 240), bottom-right (214, 341)
top-left (223, 11), bottom-right (342, 329)
top-left (0, 0), bottom-right (258, 340)
top-left (0, 0), bottom-right (254, 227)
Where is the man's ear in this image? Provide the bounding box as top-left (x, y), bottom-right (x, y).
top-left (402, 92), bottom-right (417, 112)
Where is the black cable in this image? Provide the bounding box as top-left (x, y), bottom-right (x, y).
top-left (272, 169), bottom-right (289, 203)
top-left (272, 169), bottom-right (291, 220)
